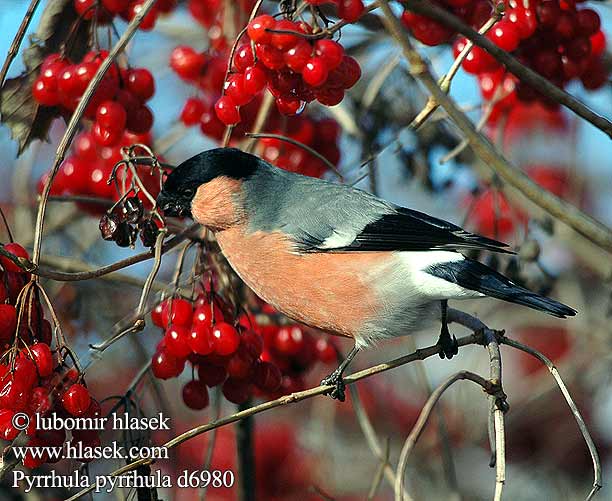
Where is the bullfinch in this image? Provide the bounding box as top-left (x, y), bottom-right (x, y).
top-left (157, 148), bottom-right (576, 400)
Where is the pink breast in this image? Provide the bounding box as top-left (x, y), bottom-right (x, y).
top-left (215, 226), bottom-right (389, 338)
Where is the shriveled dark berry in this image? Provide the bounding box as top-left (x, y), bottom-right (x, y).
top-left (99, 213), bottom-right (120, 241)
top-left (139, 218), bottom-right (159, 247)
top-left (123, 196), bottom-right (144, 224)
top-left (114, 222), bottom-right (137, 247)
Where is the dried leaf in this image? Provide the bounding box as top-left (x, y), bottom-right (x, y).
top-left (0, 0), bottom-right (91, 155)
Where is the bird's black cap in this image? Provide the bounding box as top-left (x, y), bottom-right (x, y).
top-left (157, 148), bottom-right (259, 217)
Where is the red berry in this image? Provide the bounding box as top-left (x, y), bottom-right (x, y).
top-left (30, 343), bottom-right (54, 378)
top-left (554, 11), bottom-right (576, 40)
top-left (198, 363), bottom-right (227, 387)
top-left (488, 21), bottom-right (520, 52)
top-left (200, 109), bottom-right (226, 138)
top-left (62, 383), bottom-right (91, 417)
top-left (227, 346), bottom-right (256, 379)
top-left (182, 380), bottom-right (209, 409)
top-left (96, 100), bottom-right (127, 131)
top-left (126, 105), bottom-right (154, 134)
top-left (256, 43), bottom-right (285, 70)
top-left (32, 77), bottom-right (60, 106)
top-left (214, 96), bottom-right (241, 125)
top-left (338, 55), bottom-right (361, 88)
top-left (170, 46), bottom-right (206, 80)
top-left (243, 65), bottom-right (267, 95)
top-left (241, 330), bottom-right (263, 358)
top-left (126, 68), bottom-right (155, 101)
top-left (180, 97), bottom-right (206, 126)
top-left (93, 122), bottom-right (123, 147)
top-left (222, 378), bottom-right (250, 404)
top-left (151, 302), bottom-right (165, 327)
top-left (192, 301), bottom-right (224, 327)
top-left (164, 325), bottom-right (192, 358)
top-left (247, 15), bottom-right (275, 44)
top-left (125, 1), bottom-right (158, 30)
top-left (338, 0), bottom-right (365, 22)
top-left (253, 361), bottom-right (282, 392)
top-left (507, 7), bottom-right (537, 39)
top-left (461, 46), bottom-right (497, 74)
top-left (577, 9), bottom-right (600, 36)
top-left (234, 43), bottom-right (255, 72)
top-left (284, 39), bottom-right (312, 72)
top-left (401, 11), bottom-right (454, 46)
top-left (274, 326), bottom-right (305, 355)
top-left (316, 87), bottom-right (344, 106)
top-left (302, 57), bottom-right (329, 87)
top-left (1, 243), bottom-right (29, 272)
top-left (276, 96), bottom-right (303, 115)
top-left (271, 19), bottom-right (300, 50)
top-left (152, 349), bottom-right (185, 379)
top-left (161, 298), bottom-right (193, 327)
top-left (314, 40), bottom-right (344, 70)
top-left (225, 74), bottom-right (253, 106)
top-left (188, 324), bottom-right (213, 355)
top-left (211, 322), bottom-right (240, 355)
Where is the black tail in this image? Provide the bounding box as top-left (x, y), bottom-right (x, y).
top-left (427, 259), bottom-right (577, 318)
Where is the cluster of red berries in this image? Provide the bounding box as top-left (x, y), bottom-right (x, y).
top-left (33, 50), bottom-right (155, 142)
top-left (211, 15), bottom-right (361, 125)
top-left (260, 116), bottom-right (341, 177)
top-left (38, 129), bottom-right (160, 216)
top-left (151, 294), bottom-right (282, 409)
top-left (174, 54), bottom-right (344, 178)
top-left (187, 0), bottom-right (257, 37)
top-left (402, 0), bottom-right (608, 111)
top-left (0, 243), bottom-right (99, 468)
top-left (150, 293), bottom-right (338, 408)
top-left (73, 0), bottom-right (177, 30)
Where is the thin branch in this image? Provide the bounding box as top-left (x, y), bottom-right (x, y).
top-left (400, 0), bottom-right (612, 139)
top-left (394, 371), bottom-right (496, 501)
top-left (5, 223), bottom-right (199, 282)
top-left (31, 0), bottom-right (160, 266)
top-left (500, 336), bottom-right (602, 500)
top-left (0, 0), bottom-right (42, 94)
top-left (378, 0), bottom-right (612, 253)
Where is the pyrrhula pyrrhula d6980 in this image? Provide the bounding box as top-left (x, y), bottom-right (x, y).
top-left (157, 148), bottom-right (576, 400)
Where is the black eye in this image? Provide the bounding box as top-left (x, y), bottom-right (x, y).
top-left (183, 187), bottom-right (195, 197)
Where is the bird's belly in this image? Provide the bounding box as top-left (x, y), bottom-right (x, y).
top-left (215, 227), bottom-right (392, 338)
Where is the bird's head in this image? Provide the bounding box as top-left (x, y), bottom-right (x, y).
top-left (157, 148), bottom-right (259, 229)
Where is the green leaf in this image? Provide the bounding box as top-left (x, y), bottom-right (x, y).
top-left (0, 0), bottom-right (91, 155)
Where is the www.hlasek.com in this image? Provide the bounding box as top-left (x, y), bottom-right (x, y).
top-left (10, 410), bottom-right (235, 493)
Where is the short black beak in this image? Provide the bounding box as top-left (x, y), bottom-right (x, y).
top-left (156, 191), bottom-right (190, 218)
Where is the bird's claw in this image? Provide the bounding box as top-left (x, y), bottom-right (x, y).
top-left (321, 371), bottom-right (346, 401)
top-left (438, 328), bottom-right (459, 360)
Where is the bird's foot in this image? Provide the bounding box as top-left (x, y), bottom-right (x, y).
top-left (438, 325), bottom-right (459, 360)
top-left (321, 370), bottom-right (346, 401)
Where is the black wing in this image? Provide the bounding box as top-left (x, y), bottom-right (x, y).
top-left (322, 207), bottom-right (513, 254)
